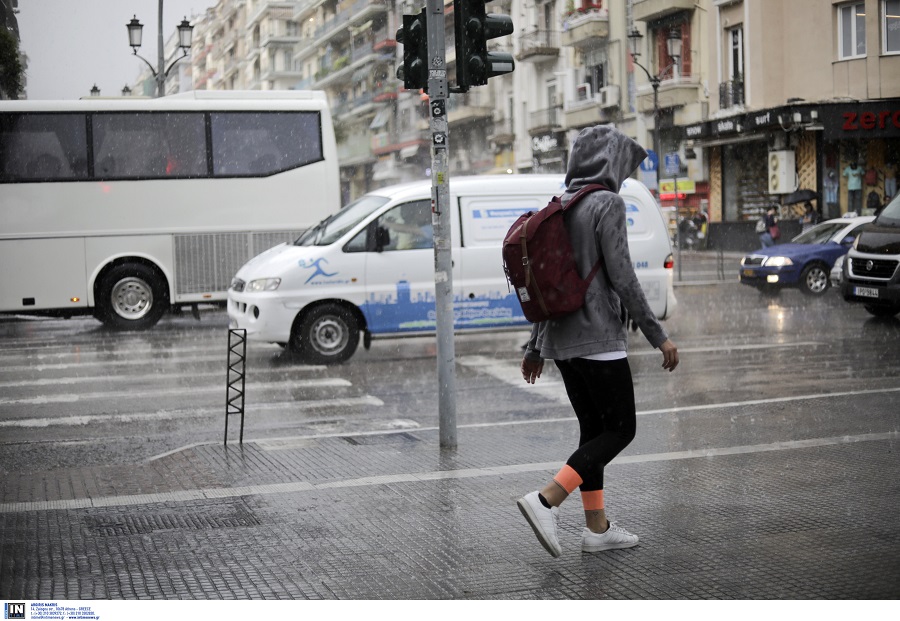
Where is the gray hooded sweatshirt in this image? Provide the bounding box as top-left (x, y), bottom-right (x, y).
top-left (525, 125), bottom-right (669, 361)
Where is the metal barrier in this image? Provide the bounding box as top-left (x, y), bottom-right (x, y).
top-left (224, 328), bottom-right (247, 445)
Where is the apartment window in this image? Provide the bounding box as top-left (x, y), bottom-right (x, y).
top-left (885, 0), bottom-right (900, 54)
top-left (729, 27), bottom-right (744, 81)
top-left (838, 2), bottom-right (867, 59)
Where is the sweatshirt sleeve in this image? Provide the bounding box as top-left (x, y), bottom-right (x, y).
top-left (597, 196), bottom-right (669, 349)
top-left (524, 321), bottom-right (544, 361)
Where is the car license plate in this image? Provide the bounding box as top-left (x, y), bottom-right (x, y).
top-left (743, 269), bottom-right (755, 277)
top-left (853, 286), bottom-right (879, 298)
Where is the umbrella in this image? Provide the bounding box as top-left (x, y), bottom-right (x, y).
top-left (783, 188), bottom-right (819, 205)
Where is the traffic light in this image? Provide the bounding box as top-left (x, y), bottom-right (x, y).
top-left (396, 9), bottom-right (429, 91)
top-left (454, 0), bottom-right (515, 90)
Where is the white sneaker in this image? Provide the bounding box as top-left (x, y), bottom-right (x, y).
top-left (517, 491), bottom-right (562, 558)
top-left (581, 521), bottom-right (639, 552)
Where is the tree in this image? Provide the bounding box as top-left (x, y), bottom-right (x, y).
top-left (0, 29), bottom-right (23, 99)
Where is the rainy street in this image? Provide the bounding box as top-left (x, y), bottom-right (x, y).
top-left (2, 261), bottom-right (900, 599)
top-left (1, 268), bottom-right (898, 471)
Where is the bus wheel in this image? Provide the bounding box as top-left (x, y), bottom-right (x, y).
top-left (96, 263), bottom-right (168, 330)
top-left (291, 303), bottom-right (359, 365)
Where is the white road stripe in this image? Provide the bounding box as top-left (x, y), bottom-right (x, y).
top-left (0, 378), bottom-right (351, 406)
top-left (0, 396), bottom-right (384, 428)
top-left (0, 366), bottom-right (328, 388)
top-left (0, 356), bottom-right (325, 374)
top-left (1, 431), bottom-right (894, 514)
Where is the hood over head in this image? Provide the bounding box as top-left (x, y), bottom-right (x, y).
top-left (564, 125), bottom-right (648, 193)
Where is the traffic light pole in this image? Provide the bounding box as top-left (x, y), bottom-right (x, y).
top-left (425, 0), bottom-right (457, 450)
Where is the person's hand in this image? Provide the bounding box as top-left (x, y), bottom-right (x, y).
top-left (521, 357), bottom-right (544, 384)
top-left (659, 339), bottom-right (679, 372)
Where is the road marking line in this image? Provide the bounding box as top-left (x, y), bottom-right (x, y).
top-left (0, 366), bottom-right (328, 388)
top-left (0, 378), bottom-right (351, 406)
top-left (0, 396), bottom-right (384, 428)
top-left (1, 431), bottom-right (895, 514)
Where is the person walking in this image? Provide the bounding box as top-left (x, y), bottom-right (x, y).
top-left (515, 126), bottom-right (679, 558)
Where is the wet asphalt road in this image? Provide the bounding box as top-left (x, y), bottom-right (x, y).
top-left (1, 266), bottom-right (898, 475)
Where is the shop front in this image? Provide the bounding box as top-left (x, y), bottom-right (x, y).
top-left (818, 100), bottom-right (900, 218)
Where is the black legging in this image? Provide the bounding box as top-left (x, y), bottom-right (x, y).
top-left (554, 357), bottom-right (637, 491)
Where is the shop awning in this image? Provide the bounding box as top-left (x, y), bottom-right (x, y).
top-left (399, 145), bottom-right (419, 159)
top-left (369, 107), bottom-right (392, 130)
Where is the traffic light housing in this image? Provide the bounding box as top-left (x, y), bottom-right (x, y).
top-left (454, 0), bottom-right (515, 90)
top-left (396, 10), bottom-right (429, 91)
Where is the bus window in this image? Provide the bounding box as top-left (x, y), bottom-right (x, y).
top-left (92, 113), bottom-right (207, 179)
top-left (210, 111), bottom-right (323, 176)
top-left (0, 113), bottom-right (88, 182)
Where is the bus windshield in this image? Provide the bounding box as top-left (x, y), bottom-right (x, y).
top-left (295, 195), bottom-right (390, 246)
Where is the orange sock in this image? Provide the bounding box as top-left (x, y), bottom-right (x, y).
top-left (581, 489), bottom-right (605, 511)
top-left (553, 464), bottom-right (583, 494)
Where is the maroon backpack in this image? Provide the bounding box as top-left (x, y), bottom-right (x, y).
top-left (502, 184), bottom-right (608, 322)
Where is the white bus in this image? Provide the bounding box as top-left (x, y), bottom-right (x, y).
top-left (0, 90), bottom-right (340, 330)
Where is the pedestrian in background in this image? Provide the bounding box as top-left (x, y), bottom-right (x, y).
top-left (759, 205), bottom-right (779, 247)
top-left (516, 126), bottom-right (679, 558)
top-left (800, 201), bottom-right (818, 232)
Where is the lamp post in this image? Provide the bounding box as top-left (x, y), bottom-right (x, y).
top-left (627, 26), bottom-right (682, 195)
top-left (126, 1), bottom-right (193, 98)
top-left (121, 85), bottom-right (132, 97)
top-left (90, 84), bottom-right (100, 97)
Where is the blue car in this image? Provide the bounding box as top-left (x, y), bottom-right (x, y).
top-left (739, 216), bottom-right (875, 295)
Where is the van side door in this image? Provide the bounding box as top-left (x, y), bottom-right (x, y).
top-left (456, 195), bottom-right (550, 330)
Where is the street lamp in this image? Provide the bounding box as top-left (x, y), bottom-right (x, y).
top-left (126, 2), bottom-right (193, 98)
top-left (90, 84), bottom-right (100, 97)
top-left (628, 26), bottom-right (683, 193)
top-left (121, 85), bottom-right (132, 97)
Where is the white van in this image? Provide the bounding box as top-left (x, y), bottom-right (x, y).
top-left (227, 174), bottom-right (676, 363)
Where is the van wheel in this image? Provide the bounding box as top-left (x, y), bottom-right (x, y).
top-left (95, 263), bottom-right (168, 330)
top-left (799, 263), bottom-right (829, 296)
top-left (864, 304), bottom-right (900, 318)
top-left (291, 304), bottom-right (359, 364)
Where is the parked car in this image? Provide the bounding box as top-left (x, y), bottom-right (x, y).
top-left (228, 175), bottom-right (676, 363)
top-left (739, 216), bottom-right (875, 296)
top-left (840, 195), bottom-right (900, 317)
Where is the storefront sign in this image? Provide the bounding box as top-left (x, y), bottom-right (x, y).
top-left (684, 122), bottom-right (709, 140)
top-left (713, 117), bottom-right (742, 135)
top-left (660, 179), bottom-right (696, 194)
top-left (821, 100), bottom-right (900, 139)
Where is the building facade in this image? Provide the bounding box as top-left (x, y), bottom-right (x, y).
top-left (684, 0), bottom-right (900, 249)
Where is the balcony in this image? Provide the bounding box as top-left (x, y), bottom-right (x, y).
top-left (446, 91), bottom-right (494, 127)
top-left (632, 0), bottom-right (694, 22)
top-left (246, 1), bottom-right (295, 29)
top-left (560, 8), bottom-right (609, 48)
top-left (528, 106), bottom-right (562, 134)
top-left (517, 30), bottom-right (559, 63)
top-left (719, 79), bottom-right (745, 109)
top-left (491, 117), bottom-right (515, 146)
top-left (563, 85), bottom-right (620, 129)
top-left (635, 76), bottom-right (702, 115)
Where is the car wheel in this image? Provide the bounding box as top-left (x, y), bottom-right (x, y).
top-left (290, 303), bottom-right (359, 364)
top-left (95, 263), bottom-right (168, 330)
top-left (863, 304), bottom-right (900, 318)
top-left (799, 263), bottom-right (830, 296)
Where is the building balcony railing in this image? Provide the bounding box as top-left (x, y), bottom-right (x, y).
top-left (446, 90), bottom-right (494, 127)
top-left (517, 30), bottom-right (560, 63)
top-left (491, 117), bottom-right (515, 146)
top-left (635, 75), bottom-right (701, 115)
top-left (560, 8), bottom-right (609, 48)
top-left (246, 1), bottom-right (296, 30)
top-left (719, 79), bottom-right (745, 109)
top-left (528, 106), bottom-right (562, 134)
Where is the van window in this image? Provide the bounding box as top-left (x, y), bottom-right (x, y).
top-left (295, 194), bottom-right (389, 246)
top-left (378, 200), bottom-right (433, 251)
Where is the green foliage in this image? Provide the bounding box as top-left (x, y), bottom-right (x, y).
top-left (0, 29), bottom-right (23, 99)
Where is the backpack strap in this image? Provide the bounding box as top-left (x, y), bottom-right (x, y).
top-left (562, 183), bottom-right (609, 284)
